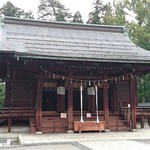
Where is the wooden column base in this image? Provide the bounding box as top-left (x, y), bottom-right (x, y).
top-left (35, 131), bottom-right (43, 135)
top-left (67, 130), bottom-right (74, 133)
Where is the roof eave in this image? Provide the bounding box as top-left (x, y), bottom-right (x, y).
top-left (16, 53), bottom-right (150, 64)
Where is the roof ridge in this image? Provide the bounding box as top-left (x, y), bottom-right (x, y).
top-left (2, 16), bottom-right (125, 33)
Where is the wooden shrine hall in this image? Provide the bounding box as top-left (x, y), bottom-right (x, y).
top-left (0, 16), bottom-right (150, 133)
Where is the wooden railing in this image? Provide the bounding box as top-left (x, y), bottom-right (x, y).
top-left (136, 106), bottom-right (150, 128)
top-left (120, 106), bottom-right (150, 129)
top-left (0, 107), bottom-right (35, 132)
top-left (120, 107), bottom-right (130, 120)
top-left (119, 107), bottom-right (131, 130)
top-left (136, 107), bottom-right (150, 116)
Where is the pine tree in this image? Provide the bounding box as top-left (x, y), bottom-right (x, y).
top-left (87, 0), bottom-right (105, 24)
top-left (38, 0), bottom-right (72, 21)
top-left (0, 1), bottom-right (34, 19)
top-left (102, 1), bottom-right (126, 26)
top-left (72, 11), bottom-right (83, 23)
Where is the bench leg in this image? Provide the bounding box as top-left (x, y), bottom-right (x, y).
top-left (8, 118), bottom-right (11, 132)
top-left (141, 116), bottom-right (144, 128)
top-left (148, 118), bottom-right (150, 126)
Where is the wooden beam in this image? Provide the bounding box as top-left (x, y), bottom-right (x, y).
top-left (130, 75), bottom-right (136, 129)
top-left (36, 70), bottom-right (43, 132)
top-left (68, 78), bottom-right (73, 131)
top-left (103, 75), bottom-right (109, 128)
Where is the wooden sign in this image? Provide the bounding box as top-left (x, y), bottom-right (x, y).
top-left (60, 113), bottom-right (67, 118)
top-left (86, 113), bottom-right (91, 118)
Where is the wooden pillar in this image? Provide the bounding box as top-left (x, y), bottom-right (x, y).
top-left (130, 75), bottom-right (136, 129)
top-left (110, 82), bottom-right (117, 112)
top-left (36, 71), bottom-right (43, 132)
top-left (68, 79), bottom-right (73, 131)
top-left (103, 77), bottom-right (109, 128)
top-left (134, 80), bottom-right (138, 107)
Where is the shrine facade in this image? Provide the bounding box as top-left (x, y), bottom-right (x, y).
top-left (0, 16), bottom-right (150, 133)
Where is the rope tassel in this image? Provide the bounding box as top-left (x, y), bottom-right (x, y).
top-left (80, 85), bottom-right (84, 122)
top-left (95, 85), bottom-right (99, 123)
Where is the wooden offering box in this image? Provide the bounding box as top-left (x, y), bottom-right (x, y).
top-left (74, 121), bottom-right (106, 133)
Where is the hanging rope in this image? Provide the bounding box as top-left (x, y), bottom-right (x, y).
top-left (95, 85), bottom-right (99, 123)
top-left (80, 84), bottom-right (84, 122)
top-left (40, 67), bottom-right (133, 84)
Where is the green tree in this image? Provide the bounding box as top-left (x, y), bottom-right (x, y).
top-left (125, 0), bottom-right (150, 50)
top-left (0, 81), bottom-right (5, 108)
top-left (0, 1), bottom-right (34, 19)
top-left (125, 0), bottom-right (150, 26)
top-left (137, 75), bottom-right (150, 103)
top-left (113, 0), bottom-right (127, 25)
top-left (87, 0), bottom-right (105, 24)
top-left (38, 0), bottom-right (72, 21)
top-left (102, 1), bottom-right (127, 25)
top-left (100, 0), bottom-right (150, 102)
top-left (123, 0), bottom-right (150, 102)
top-left (72, 11), bottom-right (83, 23)
top-left (127, 23), bottom-right (150, 50)
top-left (102, 2), bottom-right (114, 25)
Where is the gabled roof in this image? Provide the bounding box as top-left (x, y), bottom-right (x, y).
top-left (0, 16), bottom-right (150, 63)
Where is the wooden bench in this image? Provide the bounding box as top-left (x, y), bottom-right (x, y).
top-left (74, 121), bottom-right (106, 133)
top-left (0, 107), bottom-right (35, 132)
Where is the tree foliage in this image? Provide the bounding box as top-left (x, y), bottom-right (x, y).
top-left (38, 0), bottom-right (72, 21)
top-left (87, 0), bottom-right (127, 25)
top-left (0, 1), bottom-right (34, 19)
top-left (137, 75), bottom-right (150, 103)
top-left (114, 0), bottom-right (150, 102)
top-left (124, 0), bottom-right (150, 27)
top-left (72, 11), bottom-right (83, 23)
top-left (87, 0), bottom-right (150, 102)
top-left (0, 81), bottom-right (5, 108)
top-left (87, 0), bottom-right (105, 24)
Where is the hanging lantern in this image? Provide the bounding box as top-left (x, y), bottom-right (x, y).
top-left (57, 86), bottom-right (65, 95)
top-left (87, 87), bottom-right (95, 95)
